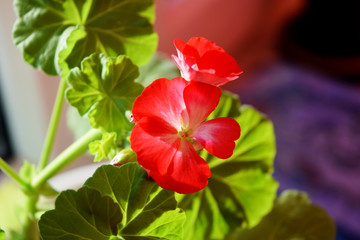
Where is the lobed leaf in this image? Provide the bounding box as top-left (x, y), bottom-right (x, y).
top-left (89, 132), bottom-right (118, 162)
top-left (13, 0), bottom-right (157, 75)
top-left (84, 163), bottom-right (185, 239)
top-left (235, 190), bottom-right (336, 240)
top-left (39, 187), bottom-right (122, 240)
top-left (66, 53), bottom-right (143, 134)
top-left (177, 92), bottom-right (278, 239)
top-left (39, 163), bottom-right (185, 239)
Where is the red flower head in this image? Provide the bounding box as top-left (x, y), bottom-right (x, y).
top-left (172, 37), bottom-right (243, 86)
top-left (130, 77), bottom-right (240, 194)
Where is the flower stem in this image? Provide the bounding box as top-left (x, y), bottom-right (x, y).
top-left (32, 129), bottom-right (102, 190)
top-left (0, 157), bottom-right (31, 192)
top-left (38, 77), bottom-right (67, 171)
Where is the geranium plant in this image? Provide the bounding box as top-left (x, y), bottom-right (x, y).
top-left (0, 1), bottom-right (336, 240)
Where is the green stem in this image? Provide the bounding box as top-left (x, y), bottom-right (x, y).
top-left (38, 77), bottom-right (67, 170)
top-left (24, 194), bottom-right (40, 240)
top-left (32, 129), bottom-right (102, 189)
top-left (0, 157), bottom-right (31, 192)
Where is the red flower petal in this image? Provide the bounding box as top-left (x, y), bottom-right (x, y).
top-left (174, 38), bottom-right (200, 61)
top-left (148, 139), bottom-right (211, 194)
top-left (187, 37), bottom-right (224, 56)
top-left (198, 50), bottom-right (243, 78)
top-left (192, 117), bottom-right (241, 159)
top-left (172, 37), bottom-right (243, 86)
top-left (131, 77), bottom-right (188, 129)
top-left (181, 81), bottom-right (221, 129)
top-left (130, 116), bottom-right (179, 175)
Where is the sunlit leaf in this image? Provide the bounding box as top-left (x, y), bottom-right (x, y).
top-left (13, 0), bottom-right (157, 75)
top-left (235, 190), bottom-right (336, 240)
top-left (66, 53), bottom-right (143, 134)
top-left (84, 163), bottom-right (185, 239)
top-left (177, 92), bottom-right (278, 239)
top-left (39, 187), bottom-right (122, 240)
top-left (89, 132), bottom-right (118, 162)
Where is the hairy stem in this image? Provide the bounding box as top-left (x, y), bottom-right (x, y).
top-left (38, 77), bottom-right (67, 170)
top-left (32, 129), bottom-right (102, 190)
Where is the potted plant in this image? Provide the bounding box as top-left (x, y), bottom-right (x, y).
top-left (0, 0), bottom-right (335, 239)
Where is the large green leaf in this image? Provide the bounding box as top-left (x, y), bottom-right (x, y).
top-left (66, 53), bottom-right (143, 134)
top-left (13, 0), bottom-right (157, 75)
top-left (84, 163), bottom-right (185, 239)
top-left (39, 187), bottom-right (122, 240)
top-left (177, 92), bottom-right (278, 239)
top-left (235, 190), bottom-right (336, 240)
top-left (39, 163), bottom-right (185, 239)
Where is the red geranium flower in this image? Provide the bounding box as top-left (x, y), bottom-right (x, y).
top-left (130, 77), bottom-right (240, 194)
top-left (172, 37), bottom-right (243, 86)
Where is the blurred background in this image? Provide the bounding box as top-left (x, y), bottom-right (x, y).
top-left (0, 0), bottom-right (359, 239)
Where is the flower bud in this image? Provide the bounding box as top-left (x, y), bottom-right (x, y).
top-left (111, 149), bottom-right (137, 167)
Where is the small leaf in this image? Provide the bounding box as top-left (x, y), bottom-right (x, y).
top-left (177, 92), bottom-right (278, 239)
top-left (39, 187), bottom-right (122, 240)
top-left (66, 53), bottom-right (143, 134)
top-left (85, 163), bottom-right (185, 240)
top-left (89, 132), bottom-right (118, 162)
top-left (13, 0), bottom-right (157, 75)
top-left (235, 190), bottom-right (336, 240)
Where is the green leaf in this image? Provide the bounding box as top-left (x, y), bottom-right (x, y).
top-left (0, 228), bottom-right (4, 240)
top-left (89, 132), bottom-right (118, 162)
top-left (235, 190), bottom-right (336, 240)
top-left (13, 0), bottom-right (157, 75)
top-left (39, 187), bottom-right (122, 240)
top-left (66, 53), bottom-right (143, 134)
top-left (84, 163), bottom-right (185, 239)
top-left (206, 92), bottom-right (276, 168)
top-left (136, 53), bottom-right (180, 87)
top-left (177, 92), bottom-right (278, 239)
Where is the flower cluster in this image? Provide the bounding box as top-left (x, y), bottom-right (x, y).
top-left (130, 37), bottom-right (242, 194)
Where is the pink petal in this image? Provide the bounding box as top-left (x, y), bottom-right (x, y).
top-left (130, 116), bottom-right (179, 175)
top-left (181, 81), bottom-right (221, 129)
top-left (171, 54), bottom-right (194, 81)
top-left (148, 139), bottom-right (211, 194)
top-left (131, 77), bottom-right (188, 129)
top-left (192, 117), bottom-right (241, 159)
